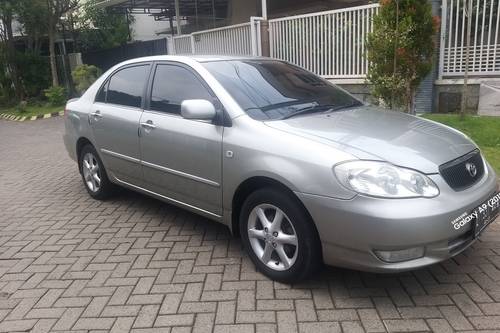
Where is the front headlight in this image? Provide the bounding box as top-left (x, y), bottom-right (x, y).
top-left (334, 161), bottom-right (439, 198)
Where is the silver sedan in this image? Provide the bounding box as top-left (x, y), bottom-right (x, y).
top-left (63, 56), bottom-right (499, 282)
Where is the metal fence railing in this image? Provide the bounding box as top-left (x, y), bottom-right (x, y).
top-left (268, 4), bottom-right (379, 79)
top-left (439, 0), bottom-right (500, 78)
top-left (171, 17), bottom-right (263, 56)
top-left (170, 1), bottom-right (499, 81)
top-left (172, 35), bottom-right (192, 55)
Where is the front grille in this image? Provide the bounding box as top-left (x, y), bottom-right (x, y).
top-left (439, 150), bottom-right (484, 191)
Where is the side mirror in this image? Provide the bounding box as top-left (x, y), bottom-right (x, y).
top-left (181, 99), bottom-right (216, 121)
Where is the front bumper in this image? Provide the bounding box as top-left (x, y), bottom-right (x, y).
top-left (297, 162), bottom-right (498, 273)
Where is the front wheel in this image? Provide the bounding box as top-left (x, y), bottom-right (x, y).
top-left (240, 188), bottom-right (321, 283)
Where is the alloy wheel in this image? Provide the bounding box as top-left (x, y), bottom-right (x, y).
top-left (247, 203), bottom-right (299, 271)
top-left (82, 152), bottom-right (101, 193)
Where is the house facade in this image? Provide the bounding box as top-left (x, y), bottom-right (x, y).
top-left (95, 0), bottom-right (500, 114)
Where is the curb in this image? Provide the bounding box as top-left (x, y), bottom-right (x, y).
top-left (0, 110), bottom-right (64, 122)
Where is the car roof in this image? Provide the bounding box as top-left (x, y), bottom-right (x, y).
top-left (120, 55), bottom-right (274, 64)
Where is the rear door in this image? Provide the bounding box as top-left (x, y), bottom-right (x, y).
top-left (90, 63), bottom-right (151, 185)
top-left (139, 62), bottom-right (224, 216)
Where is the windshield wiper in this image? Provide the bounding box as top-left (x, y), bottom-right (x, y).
top-left (281, 103), bottom-right (359, 120)
top-left (280, 105), bottom-right (333, 120)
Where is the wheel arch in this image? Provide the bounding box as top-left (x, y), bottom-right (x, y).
top-left (231, 176), bottom-right (318, 240)
top-left (76, 137), bottom-right (93, 173)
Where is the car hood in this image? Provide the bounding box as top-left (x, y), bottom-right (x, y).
top-left (264, 106), bottom-right (477, 174)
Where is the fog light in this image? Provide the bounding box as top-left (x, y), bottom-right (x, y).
top-left (374, 247), bottom-right (425, 263)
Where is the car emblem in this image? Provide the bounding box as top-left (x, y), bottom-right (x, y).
top-left (465, 162), bottom-right (477, 177)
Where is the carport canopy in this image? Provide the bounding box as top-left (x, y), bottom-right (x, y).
top-left (95, 0), bottom-right (231, 34)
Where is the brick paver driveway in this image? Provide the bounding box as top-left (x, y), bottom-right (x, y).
top-left (1, 117), bottom-right (500, 333)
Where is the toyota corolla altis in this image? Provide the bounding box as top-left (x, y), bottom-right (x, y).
top-left (63, 56), bottom-right (499, 282)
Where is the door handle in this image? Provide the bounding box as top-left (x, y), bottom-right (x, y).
top-left (88, 110), bottom-right (103, 124)
top-left (90, 110), bottom-right (103, 119)
top-left (140, 121), bottom-right (156, 130)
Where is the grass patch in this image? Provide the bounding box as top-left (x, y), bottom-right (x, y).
top-left (0, 104), bottom-right (63, 118)
top-left (422, 114), bottom-right (500, 174)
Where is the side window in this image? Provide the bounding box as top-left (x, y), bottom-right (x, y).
top-left (107, 65), bottom-right (150, 108)
top-left (95, 81), bottom-right (107, 103)
top-left (150, 64), bottom-right (213, 114)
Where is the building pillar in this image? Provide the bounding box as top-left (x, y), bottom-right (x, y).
top-left (260, 0), bottom-right (270, 56)
top-left (175, 0), bottom-right (182, 35)
top-left (414, 0), bottom-right (441, 113)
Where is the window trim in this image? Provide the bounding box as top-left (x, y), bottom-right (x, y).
top-left (94, 62), bottom-right (153, 110)
top-left (146, 61), bottom-right (231, 127)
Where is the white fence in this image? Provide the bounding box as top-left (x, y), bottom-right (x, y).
top-left (439, 0), bottom-right (500, 78)
top-left (171, 17), bottom-right (262, 56)
top-left (173, 35), bottom-right (192, 54)
top-left (167, 1), bottom-right (500, 81)
top-left (269, 4), bottom-right (379, 79)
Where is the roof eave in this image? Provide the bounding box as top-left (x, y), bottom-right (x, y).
top-left (94, 0), bottom-right (128, 9)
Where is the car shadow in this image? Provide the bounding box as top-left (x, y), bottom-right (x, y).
top-left (106, 186), bottom-right (493, 292)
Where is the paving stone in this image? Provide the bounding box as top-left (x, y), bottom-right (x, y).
top-left (155, 314), bottom-right (195, 327)
top-left (426, 318), bottom-right (454, 333)
top-left (277, 311), bottom-right (297, 333)
top-left (398, 306), bottom-right (442, 319)
top-left (358, 309), bottom-right (385, 333)
top-left (341, 321), bottom-right (366, 333)
top-left (298, 321), bottom-right (341, 333)
top-left (384, 319), bottom-right (430, 332)
top-left (214, 324), bottom-right (255, 333)
top-left (439, 305), bottom-right (474, 330)
top-left (216, 301), bottom-right (236, 324)
top-left (73, 317), bottom-right (116, 330)
top-left (0, 319), bottom-right (37, 332)
top-left (236, 310), bottom-right (275, 324)
top-left (469, 315), bottom-right (500, 330)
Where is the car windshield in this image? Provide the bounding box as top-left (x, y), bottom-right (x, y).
top-left (202, 59), bottom-right (362, 120)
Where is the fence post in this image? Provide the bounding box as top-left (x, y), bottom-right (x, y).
top-left (250, 17), bottom-right (264, 56)
top-left (251, 17), bottom-right (258, 56)
top-left (190, 35), bottom-right (195, 54)
top-left (438, 0), bottom-right (447, 80)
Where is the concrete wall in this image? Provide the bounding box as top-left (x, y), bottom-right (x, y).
top-left (131, 15), bottom-right (169, 41)
top-left (335, 83), bottom-right (375, 104)
top-left (434, 84), bottom-right (480, 114)
top-left (335, 82), bottom-right (482, 114)
top-left (228, 0), bottom-right (259, 24)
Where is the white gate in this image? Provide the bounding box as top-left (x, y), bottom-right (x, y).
top-left (171, 17), bottom-right (263, 56)
top-left (439, 0), bottom-right (500, 78)
top-left (268, 4), bottom-right (379, 79)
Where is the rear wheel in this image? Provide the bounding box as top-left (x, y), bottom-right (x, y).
top-left (79, 144), bottom-right (114, 200)
top-left (240, 188), bottom-right (321, 283)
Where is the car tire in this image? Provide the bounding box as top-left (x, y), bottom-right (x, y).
top-left (79, 144), bottom-right (115, 200)
top-left (240, 187), bottom-right (321, 283)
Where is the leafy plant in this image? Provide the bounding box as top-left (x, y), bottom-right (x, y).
top-left (72, 64), bottom-right (102, 94)
top-left (17, 53), bottom-right (51, 97)
top-left (366, 0), bottom-right (438, 113)
top-left (76, 0), bottom-right (133, 52)
top-left (44, 86), bottom-right (67, 106)
top-left (16, 100), bottom-right (28, 113)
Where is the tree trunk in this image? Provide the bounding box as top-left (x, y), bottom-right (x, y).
top-left (48, 21), bottom-right (59, 87)
top-left (406, 84), bottom-right (413, 114)
top-left (3, 14), bottom-right (24, 100)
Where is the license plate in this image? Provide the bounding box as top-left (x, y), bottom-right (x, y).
top-left (473, 191), bottom-right (500, 238)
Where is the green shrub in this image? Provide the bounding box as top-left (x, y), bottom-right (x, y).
top-left (44, 86), bottom-right (67, 106)
top-left (72, 64), bottom-right (102, 94)
top-left (17, 53), bottom-right (50, 98)
top-left (366, 0), bottom-right (438, 112)
top-left (16, 100), bottom-right (28, 113)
